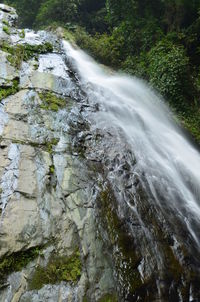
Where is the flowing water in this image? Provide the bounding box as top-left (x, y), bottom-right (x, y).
top-left (63, 41), bottom-right (200, 249)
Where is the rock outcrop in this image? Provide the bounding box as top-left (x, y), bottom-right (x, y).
top-left (0, 6), bottom-right (116, 302)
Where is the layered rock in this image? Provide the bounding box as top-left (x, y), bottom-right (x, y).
top-left (0, 6), bottom-right (116, 302)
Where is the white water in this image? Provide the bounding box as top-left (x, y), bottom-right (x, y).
top-left (63, 41), bottom-right (200, 247)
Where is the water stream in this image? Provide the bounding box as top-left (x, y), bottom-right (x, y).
top-left (63, 40), bottom-right (200, 249)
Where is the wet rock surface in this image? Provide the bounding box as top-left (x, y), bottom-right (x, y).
top-left (0, 5), bottom-right (200, 302)
top-left (0, 6), bottom-right (116, 302)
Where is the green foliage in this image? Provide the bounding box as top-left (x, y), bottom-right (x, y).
top-left (35, 0), bottom-right (81, 27)
top-left (147, 40), bottom-right (193, 108)
top-left (0, 246), bottom-right (42, 282)
top-left (176, 105), bottom-right (200, 143)
top-left (106, 0), bottom-right (137, 25)
top-left (0, 79), bottom-right (19, 102)
top-left (73, 27), bottom-right (125, 67)
top-left (29, 249), bottom-right (82, 290)
top-left (4, 0), bottom-right (107, 31)
top-left (5, 0), bottom-right (42, 27)
top-left (121, 53), bottom-right (148, 78)
top-left (39, 92), bottom-right (66, 112)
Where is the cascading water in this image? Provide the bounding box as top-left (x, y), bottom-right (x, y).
top-left (63, 41), bottom-right (200, 252)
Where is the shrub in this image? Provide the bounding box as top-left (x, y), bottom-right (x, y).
top-left (147, 39), bottom-right (194, 109)
top-left (73, 26), bottom-right (125, 68)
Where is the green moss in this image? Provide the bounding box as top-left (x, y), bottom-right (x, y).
top-left (39, 92), bottom-right (66, 112)
top-left (45, 138), bottom-right (59, 154)
top-left (0, 41), bottom-right (12, 53)
top-left (49, 165), bottom-right (55, 174)
top-left (0, 246), bottom-right (43, 282)
top-left (3, 25), bottom-right (10, 35)
top-left (0, 79), bottom-right (19, 102)
top-left (1, 41), bottom-right (53, 69)
top-left (22, 42), bottom-right (53, 61)
top-left (29, 249), bottom-right (82, 290)
top-left (19, 29), bottom-right (25, 39)
top-left (98, 293), bottom-right (118, 302)
top-left (2, 20), bottom-right (9, 26)
top-left (7, 44), bottom-right (25, 68)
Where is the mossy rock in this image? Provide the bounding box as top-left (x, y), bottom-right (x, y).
top-left (98, 293), bottom-right (118, 302)
top-left (45, 138), bottom-right (59, 154)
top-left (97, 184), bottom-right (145, 297)
top-left (0, 246), bottom-right (43, 283)
top-left (2, 20), bottom-right (9, 27)
top-left (3, 25), bottom-right (10, 35)
top-left (28, 249), bottom-right (82, 290)
top-left (0, 79), bottom-right (19, 102)
top-left (0, 41), bottom-right (53, 69)
top-left (39, 92), bottom-right (66, 112)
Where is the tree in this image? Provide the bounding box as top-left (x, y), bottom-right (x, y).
top-left (4, 0), bottom-right (42, 27)
top-left (36, 0), bottom-right (81, 26)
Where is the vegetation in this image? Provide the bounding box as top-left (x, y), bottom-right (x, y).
top-left (45, 137), bottom-right (59, 154)
top-left (0, 41), bottom-right (53, 69)
top-left (0, 79), bottom-right (19, 102)
top-left (39, 92), bottom-right (66, 112)
top-left (3, 25), bottom-right (10, 35)
top-left (29, 249), bottom-right (82, 290)
top-left (2, 20), bottom-right (9, 26)
top-left (2, 0), bottom-right (200, 141)
top-left (19, 29), bottom-right (25, 38)
top-left (0, 246), bottom-right (42, 282)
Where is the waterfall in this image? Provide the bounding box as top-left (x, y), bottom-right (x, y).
top-left (63, 40), bottom-right (200, 249)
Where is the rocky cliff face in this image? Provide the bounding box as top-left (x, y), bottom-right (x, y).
top-left (0, 4), bottom-right (200, 302)
top-left (0, 5), bottom-right (116, 301)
